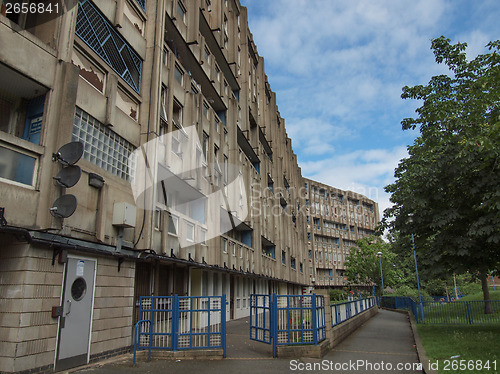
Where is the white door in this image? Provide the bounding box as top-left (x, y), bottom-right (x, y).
top-left (56, 257), bottom-right (96, 371)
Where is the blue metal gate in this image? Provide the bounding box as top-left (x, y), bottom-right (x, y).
top-left (133, 295), bottom-right (226, 363)
top-left (250, 294), bottom-right (272, 344)
top-left (249, 294), bottom-right (325, 357)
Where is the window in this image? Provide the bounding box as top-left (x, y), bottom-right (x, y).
top-left (213, 145), bottom-right (221, 184)
top-left (223, 155), bottom-right (228, 185)
top-left (281, 250), bottom-right (286, 265)
top-left (204, 47), bottom-right (211, 64)
top-left (171, 100), bottom-right (186, 156)
top-left (174, 63), bottom-right (184, 85)
top-left (268, 175), bottom-right (274, 192)
top-left (176, 1), bottom-right (186, 22)
top-left (154, 209), bottom-right (161, 230)
top-left (76, 0), bottom-right (142, 93)
top-left (3, 0), bottom-right (59, 47)
top-left (213, 273), bottom-right (218, 296)
top-left (202, 132), bottom-right (209, 159)
top-left (135, 0), bottom-right (146, 11)
top-left (1, 92), bottom-right (45, 146)
top-left (160, 86), bottom-right (168, 123)
top-left (215, 64), bottom-right (220, 81)
top-left (291, 257), bottom-right (296, 269)
top-left (222, 238), bottom-right (227, 253)
top-left (72, 107), bottom-right (135, 181)
top-left (203, 102), bottom-right (209, 118)
top-left (186, 221), bottom-right (194, 242)
top-left (202, 132), bottom-right (209, 178)
top-left (168, 215), bottom-right (178, 235)
top-left (0, 146), bottom-right (37, 186)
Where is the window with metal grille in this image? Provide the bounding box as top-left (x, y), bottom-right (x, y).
top-left (72, 107), bottom-right (136, 181)
top-left (75, 0), bottom-right (143, 94)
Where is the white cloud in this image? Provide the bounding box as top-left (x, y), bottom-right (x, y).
top-left (300, 146), bottom-right (408, 217)
top-left (286, 117), bottom-right (353, 156)
top-left (243, 0), bottom-right (500, 221)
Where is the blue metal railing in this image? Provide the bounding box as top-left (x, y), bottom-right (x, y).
top-left (76, 0), bottom-right (143, 94)
top-left (250, 294), bottom-right (326, 357)
top-left (331, 297), bottom-right (376, 326)
top-left (133, 295), bottom-right (226, 364)
top-left (135, 0), bottom-right (146, 11)
top-left (275, 294), bottom-right (326, 347)
top-left (379, 296), bottom-right (500, 325)
top-left (414, 300), bottom-right (500, 324)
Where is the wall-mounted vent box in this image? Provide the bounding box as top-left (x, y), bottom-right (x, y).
top-left (112, 202), bottom-right (137, 228)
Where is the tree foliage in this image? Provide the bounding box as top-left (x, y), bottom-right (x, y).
top-left (344, 236), bottom-right (399, 293)
top-left (383, 37), bottom-right (500, 307)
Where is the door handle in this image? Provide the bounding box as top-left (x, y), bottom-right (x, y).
top-left (66, 299), bottom-right (71, 315)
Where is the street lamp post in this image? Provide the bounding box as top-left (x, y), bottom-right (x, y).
top-left (409, 218), bottom-right (425, 321)
top-left (377, 251), bottom-right (384, 296)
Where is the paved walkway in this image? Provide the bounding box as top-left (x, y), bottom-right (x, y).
top-left (73, 309), bottom-right (420, 374)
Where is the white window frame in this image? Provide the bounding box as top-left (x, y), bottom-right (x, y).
top-left (186, 220), bottom-right (195, 242)
top-left (168, 214), bottom-right (179, 235)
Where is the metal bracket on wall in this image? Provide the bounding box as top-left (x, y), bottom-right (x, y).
top-left (0, 207), bottom-right (7, 226)
top-left (118, 257), bottom-right (125, 272)
top-left (51, 247), bottom-right (67, 266)
top-left (52, 246), bottom-right (63, 266)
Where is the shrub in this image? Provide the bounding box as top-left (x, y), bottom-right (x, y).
top-left (388, 285), bottom-right (431, 300)
top-left (329, 289), bottom-right (348, 302)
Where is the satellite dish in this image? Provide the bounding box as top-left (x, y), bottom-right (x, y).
top-left (50, 194), bottom-right (78, 218)
top-left (53, 165), bottom-right (81, 188)
top-left (52, 142), bottom-right (84, 165)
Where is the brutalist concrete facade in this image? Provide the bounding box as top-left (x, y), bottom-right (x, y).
top-left (0, 0), bottom-right (378, 372)
top-left (304, 179), bottom-right (379, 288)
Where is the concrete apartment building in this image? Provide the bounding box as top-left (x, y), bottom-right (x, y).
top-left (304, 179), bottom-right (379, 288)
top-left (0, 0), bottom-right (377, 372)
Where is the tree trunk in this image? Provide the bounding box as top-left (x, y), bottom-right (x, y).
top-left (480, 272), bottom-right (493, 314)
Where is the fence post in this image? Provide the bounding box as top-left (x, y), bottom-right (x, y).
top-left (272, 293), bottom-right (277, 358)
top-left (222, 294), bottom-right (226, 358)
top-left (465, 301), bottom-right (472, 325)
top-left (172, 294), bottom-right (179, 351)
top-left (149, 297), bottom-right (153, 361)
top-left (312, 294), bottom-right (318, 345)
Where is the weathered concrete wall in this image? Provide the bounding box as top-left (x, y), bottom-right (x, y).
top-left (90, 256), bottom-right (135, 359)
top-left (0, 241), bottom-right (64, 373)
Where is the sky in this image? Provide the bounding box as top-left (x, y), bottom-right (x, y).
top-left (243, 0), bottom-right (500, 218)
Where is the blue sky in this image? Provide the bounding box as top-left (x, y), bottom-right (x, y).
top-left (243, 0), bottom-right (500, 217)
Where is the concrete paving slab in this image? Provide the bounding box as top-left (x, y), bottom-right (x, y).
top-left (73, 309), bottom-right (420, 374)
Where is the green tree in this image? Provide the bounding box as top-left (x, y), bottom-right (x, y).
top-left (384, 37), bottom-right (500, 312)
top-left (344, 236), bottom-right (399, 294)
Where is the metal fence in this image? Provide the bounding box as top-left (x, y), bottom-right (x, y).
top-left (276, 294), bottom-right (326, 346)
top-left (133, 295), bottom-right (226, 363)
top-left (331, 297), bottom-right (376, 326)
top-left (250, 294), bottom-right (326, 357)
top-left (379, 296), bottom-right (500, 325)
